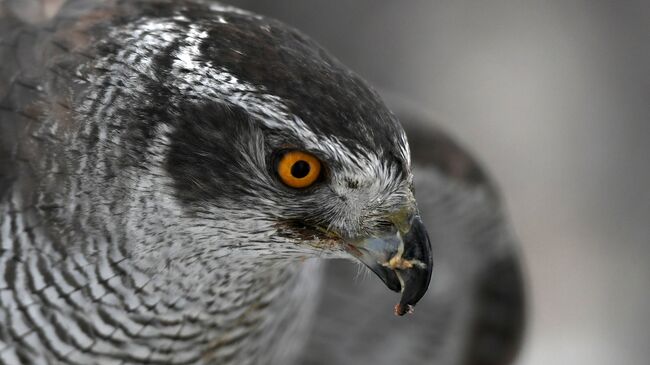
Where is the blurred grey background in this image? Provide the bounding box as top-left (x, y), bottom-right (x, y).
top-left (224, 1), bottom-right (650, 364)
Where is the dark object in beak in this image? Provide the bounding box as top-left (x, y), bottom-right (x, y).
top-left (347, 215), bottom-right (433, 316)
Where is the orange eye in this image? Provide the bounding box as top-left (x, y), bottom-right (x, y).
top-left (277, 151), bottom-right (322, 189)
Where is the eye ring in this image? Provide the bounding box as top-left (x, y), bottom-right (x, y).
top-left (277, 151), bottom-right (322, 189)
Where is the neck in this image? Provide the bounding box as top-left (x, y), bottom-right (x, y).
top-left (4, 186), bottom-right (322, 365)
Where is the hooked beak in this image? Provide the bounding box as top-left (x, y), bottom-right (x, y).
top-left (346, 214), bottom-right (433, 316)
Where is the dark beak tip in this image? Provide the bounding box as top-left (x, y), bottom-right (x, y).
top-left (395, 216), bottom-right (433, 314)
top-left (396, 264), bottom-right (432, 313)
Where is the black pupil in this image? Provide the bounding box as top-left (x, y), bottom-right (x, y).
top-left (291, 160), bottom-right (311, 179)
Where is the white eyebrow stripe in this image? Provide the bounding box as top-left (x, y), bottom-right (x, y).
top-left (176, 62), bottom-right (384, 172)
top-left (172, 24), bottom-right (209, 71)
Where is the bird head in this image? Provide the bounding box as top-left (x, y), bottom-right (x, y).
top-left (65, 2), bottom-right (432, 314)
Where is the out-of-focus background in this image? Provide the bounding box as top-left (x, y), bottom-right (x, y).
top-left (225, 1), bottom-right (649, 365)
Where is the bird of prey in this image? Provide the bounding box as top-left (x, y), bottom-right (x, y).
top-left (0, 0), bottom-right (525, 364)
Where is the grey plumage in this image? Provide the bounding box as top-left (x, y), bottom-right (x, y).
top-left (1, 1), bottom-right (524, 364)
